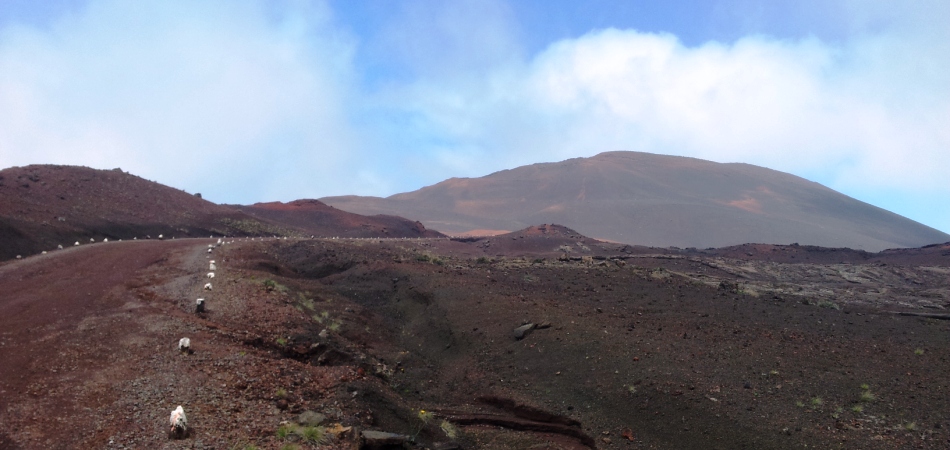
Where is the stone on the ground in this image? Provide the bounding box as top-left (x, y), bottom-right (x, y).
top-left (361, 430), bottom-right (411, 449)
top-left (513, 323), bottom-right (536, 340)
top-left (298, 410), bottom-right (326, 426)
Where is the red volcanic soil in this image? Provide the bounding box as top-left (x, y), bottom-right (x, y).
top-left (232, 200), bottom-right (443, 239)
top-left (2, 228), bottom-right (949, 449)
top-left (0, 165), bottom-right (259, 260)
top-left (0, 165), bottom-right (443, 261)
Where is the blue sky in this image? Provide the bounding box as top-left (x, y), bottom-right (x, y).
top-left (1, 0), bottom-right (948, 235)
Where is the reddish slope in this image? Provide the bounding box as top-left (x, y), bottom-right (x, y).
top-left (0, 165), bottom-right (441, 261)
top-left (321, 151), bottom-right (950, 252)
top-left (0, 165), bottom-right (263, 259)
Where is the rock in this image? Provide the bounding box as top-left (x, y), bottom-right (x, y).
top-left (298, 410), bottom-right (325, 426)
top-left (513, 323), bottom-right (536, 340)
top-left (621, 428), bottom-right (635, 441)
top-left (536, 321), bottom-right (552, 329)
top-left (360, 430), bottom-right (410, 449)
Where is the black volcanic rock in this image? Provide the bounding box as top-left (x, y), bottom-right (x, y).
top-left (321, 151), bottom-right (949, 251)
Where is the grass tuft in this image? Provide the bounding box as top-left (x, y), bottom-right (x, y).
top-left (440, 420), bottom-right (459, 439)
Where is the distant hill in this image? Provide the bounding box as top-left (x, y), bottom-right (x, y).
top-left (0, 165), bottom-right (440, 260)
top-left (321, 151), bottom-right (950, 251)
top-left (230, 199), bottom-right (442, 239)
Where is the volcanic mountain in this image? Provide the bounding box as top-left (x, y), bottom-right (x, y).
top-left (0, 165), bottom-right (441, 260)
top-left (321, 151), bottom-right (949, 251)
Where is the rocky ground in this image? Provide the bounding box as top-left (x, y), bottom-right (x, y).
top-left (1, 232), bottom-right (949, 449)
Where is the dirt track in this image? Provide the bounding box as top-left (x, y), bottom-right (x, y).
top-left (0, 240), bottom-right (203, 447)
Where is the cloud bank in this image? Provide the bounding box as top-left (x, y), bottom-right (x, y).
top-left (0, 0), bottom-right (947, 232)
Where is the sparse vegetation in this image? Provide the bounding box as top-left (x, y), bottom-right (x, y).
top-left (810, 397), bottom-right (824, 408)
top-left (831, 406), bottom-right (843, 419)
top-left (476, 256), bottom-right (490, 264)
top-left (415, 254), bottom-right (431, 262)
top-left (260, 278), bottom-right (290, 293)
top-left (276, 337), bottom-right (287, 346)
top-left (440, 420), bottom-right (459, 439)
top-left (817, 300), bottom-right (840, 310)
top-left (914, 348), bottom-right (924, 355)
top-left (276, 388), bottom-right (287, 398)
top-left (859, 390), bottom-right (876, 402)
top-left (314, 310), bottom-right (343, 332)
top-left (276, 423), bottom-right (326, 445)
top-left (851, 405), bottom-right (864, 413)
top-left (412, 409), bottom-right (435, 439)
top-left (904, 422), bottom-right (917, 431)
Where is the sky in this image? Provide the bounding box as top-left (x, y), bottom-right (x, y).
top-left (0, 0), bottom-right (948, 234)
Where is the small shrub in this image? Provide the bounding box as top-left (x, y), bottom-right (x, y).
top-left (276, 338), bottom-right (287, 346)
top-left (276, 423), bottom-right (326, 445)
top-left (795, 400), bottom-right (805, 408)
top-left (914, 348), bottom-right (924, 356)
top-left (263, 279), bottom-right (277, 292)
top-left (810, 397), bottom-right (823, 408)
top-left (860, 383), bottom-right (870, 390)
top-left (412, 409), bottom-right (435, 438)
top-left (817, 300), bottom-right (840, 310)
top-left (859, 391), bottom-right (876, 402)
top-left (417, 409), bottom-right (434, 424)
top-left (476, 256), bottom-right (489, 264)
top-left (905, 422), bottom-right (917, 431)
top-left (300, 426), bottom-right (327, 444)
top-left (415, 254), bottom-right (430, 262)
top-left (276, 388), bottom-right (287, 399)
top-left (440, 420), bottom-right (459, 439)
top-left (851, 405), bottom-right (864, 413)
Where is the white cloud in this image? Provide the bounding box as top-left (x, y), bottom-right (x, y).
top-left (0, 0), bottom-right (946, 232)
top-left (0, 0), bottom-right (365, 203)
top-left (389, 18), bottom-right (950, 200)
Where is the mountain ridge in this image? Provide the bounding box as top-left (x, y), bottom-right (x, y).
top-left (321, 151), bottom-right (949, 251)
